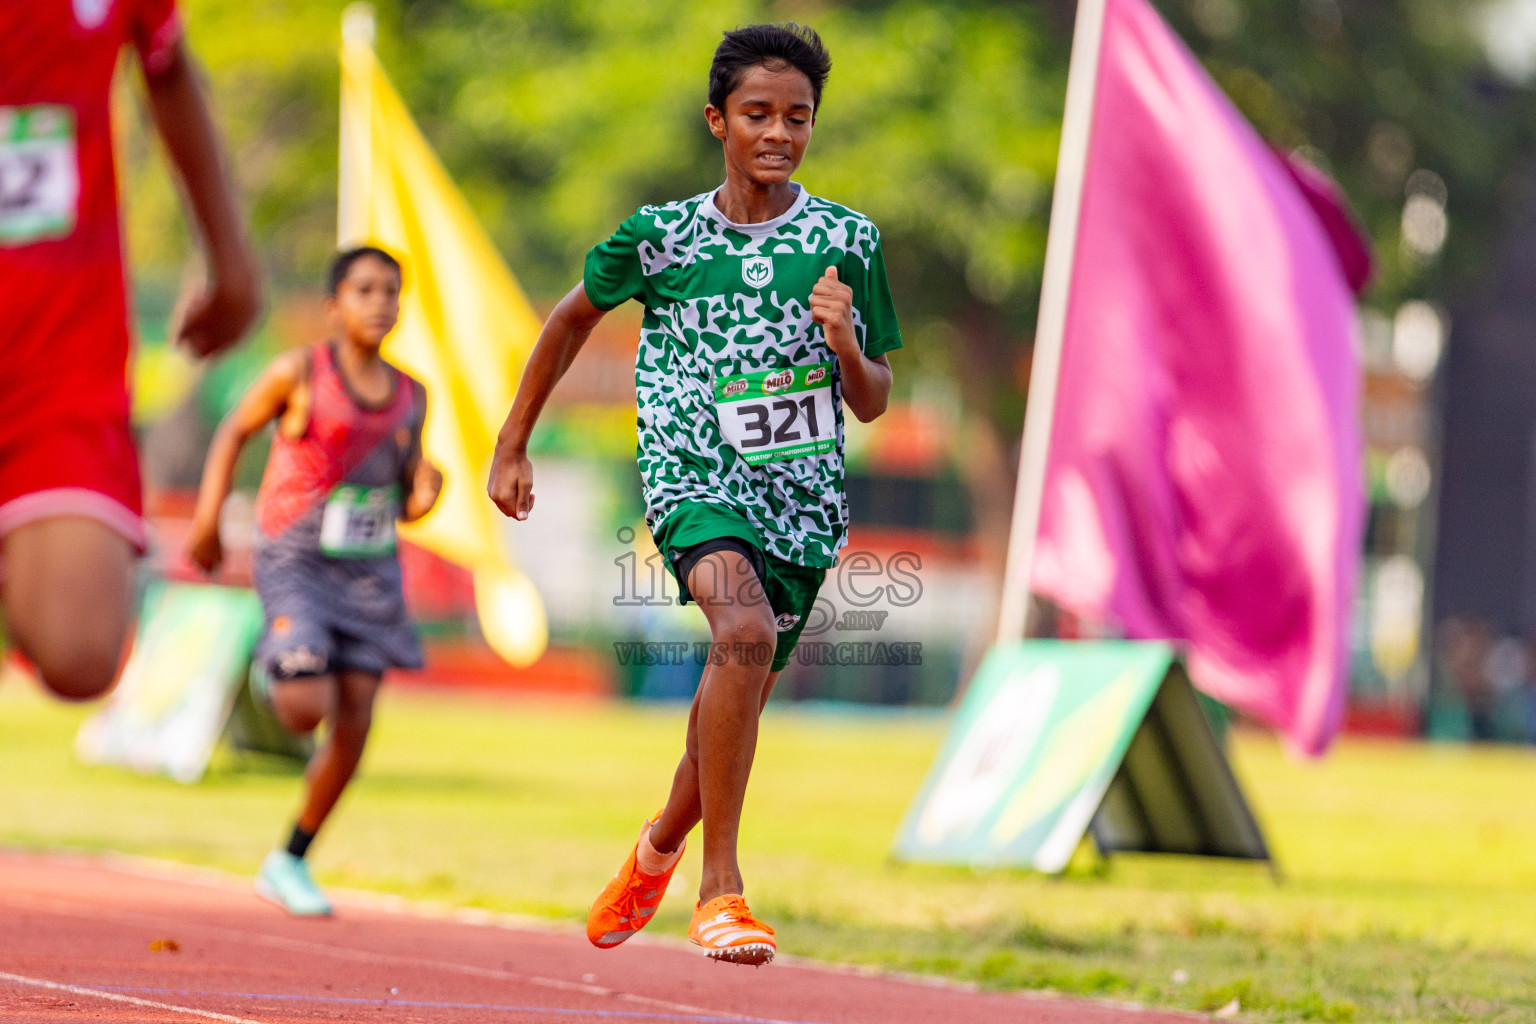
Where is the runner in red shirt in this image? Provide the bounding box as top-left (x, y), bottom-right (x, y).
top-left (0, 0), bottom-right (259, 699)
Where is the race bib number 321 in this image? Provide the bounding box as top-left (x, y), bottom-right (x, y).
top-left (715, 363), bottom-right (836, 465)
top-left (0, 106), bottom-right (79, 246)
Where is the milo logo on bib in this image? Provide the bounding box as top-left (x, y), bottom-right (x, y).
top-left (763, 369), bottom-right (795, 394)
top-left (715, 363), bottom-right (836, 465)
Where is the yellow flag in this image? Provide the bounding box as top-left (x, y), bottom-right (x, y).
top-left (340, 26), bottom-right (547, 665)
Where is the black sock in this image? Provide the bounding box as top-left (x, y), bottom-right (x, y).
top-left (286, 824), bottom-right (316, 860)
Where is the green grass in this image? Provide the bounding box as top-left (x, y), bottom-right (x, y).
top-left (2, 681), bottom-right (1535, 1023)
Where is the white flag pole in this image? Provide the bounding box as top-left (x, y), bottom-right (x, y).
top-left (338, 2), bottom-right (376, 247)
top-left (994, 0), bottom-right (1110, 645)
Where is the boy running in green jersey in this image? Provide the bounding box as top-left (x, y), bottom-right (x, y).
top-left (488, 23), bottom-right (900, 966)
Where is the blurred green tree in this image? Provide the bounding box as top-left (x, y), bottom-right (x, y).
top-left (1141, 0), bottom-right (1536, 312)
top-left (394, 0), bottom-right (1066, 546)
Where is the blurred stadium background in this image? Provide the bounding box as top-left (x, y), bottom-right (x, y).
top-left (7, 2), bottom-right (1536, 1021)
top-left (118, 0), bottom-right (1536, 739)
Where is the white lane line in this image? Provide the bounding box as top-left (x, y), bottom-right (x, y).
top-left (0, 970), bottom-right (266, 1024)
top-left (0, 893), bottom-right (778, 1023)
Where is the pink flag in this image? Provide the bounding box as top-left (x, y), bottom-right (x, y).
top-left (1030, 0), bottom-right (1368, 755)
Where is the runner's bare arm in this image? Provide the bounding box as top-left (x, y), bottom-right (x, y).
top-left (810, 267), bottom-right (893, 422)
top-left (401, 390), bottom-right (443, 523)
top-left (185, 352), bottom-right (305, 571)
top-left (837, 352), bottom-right (892, 422)
top-left (402, 459), bottom-right (444, 523)
top-left (143, 38), bottom-right (262, 359)
top-left (487, 283), bottom-right (607, 521)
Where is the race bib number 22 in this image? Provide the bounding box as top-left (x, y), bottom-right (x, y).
top-left (715, 363), bottom-right (836, 465)
top-left (0, 106), bottom-right (79, 246)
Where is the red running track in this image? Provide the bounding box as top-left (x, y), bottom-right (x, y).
top-left (0, 852), bottom-right (1199, 1023)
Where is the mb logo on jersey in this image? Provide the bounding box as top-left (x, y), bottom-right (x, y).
top-left (742, 256), bottom-right (774, 289)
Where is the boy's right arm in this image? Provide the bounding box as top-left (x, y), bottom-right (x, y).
top-left (186, 351), bottom-right (304, 571)
top-left (487, 283), bottom-right (607, 521)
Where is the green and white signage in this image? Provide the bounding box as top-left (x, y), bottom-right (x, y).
top-left (76, 582), bottom-right (266, 784)
top-left (893, 640), bottom-right (1270, 872)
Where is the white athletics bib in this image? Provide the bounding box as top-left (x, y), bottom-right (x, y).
top-left (0, 106), bottom-right (79, 246)
top-left (714, 363), bottom-right (836, 465)
top-left (319, 484), bottom-right (399, 558)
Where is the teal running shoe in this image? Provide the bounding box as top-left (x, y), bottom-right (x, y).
top-left (255, 849), bottom-right (332, 917)
top-left (248, 662), bottom-right (274, 709)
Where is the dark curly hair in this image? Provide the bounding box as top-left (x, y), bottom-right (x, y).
top-left (708, 23), bottom-right (831, 115)
top-left (327, 245), bottom-right (400, 296)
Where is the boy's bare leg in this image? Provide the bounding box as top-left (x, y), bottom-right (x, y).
top-left (646, 550), bottom-right (776, 902)
top-left (271, 670), bottom-right (382, 836)
top-left (0, 518), bottom-right (134, 700)
top-left (269, 675), bottom-right (332, 736)
top-left (649, 665), bottom-right (782, 861)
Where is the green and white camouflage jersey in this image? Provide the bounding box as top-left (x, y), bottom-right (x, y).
top-left (584, 183), bottom-right (902, 568)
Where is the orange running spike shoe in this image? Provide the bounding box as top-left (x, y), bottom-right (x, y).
top-left (586, 817), bottom-right (684, 948)
top-left (688, 894), bottom-right (776, 966)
